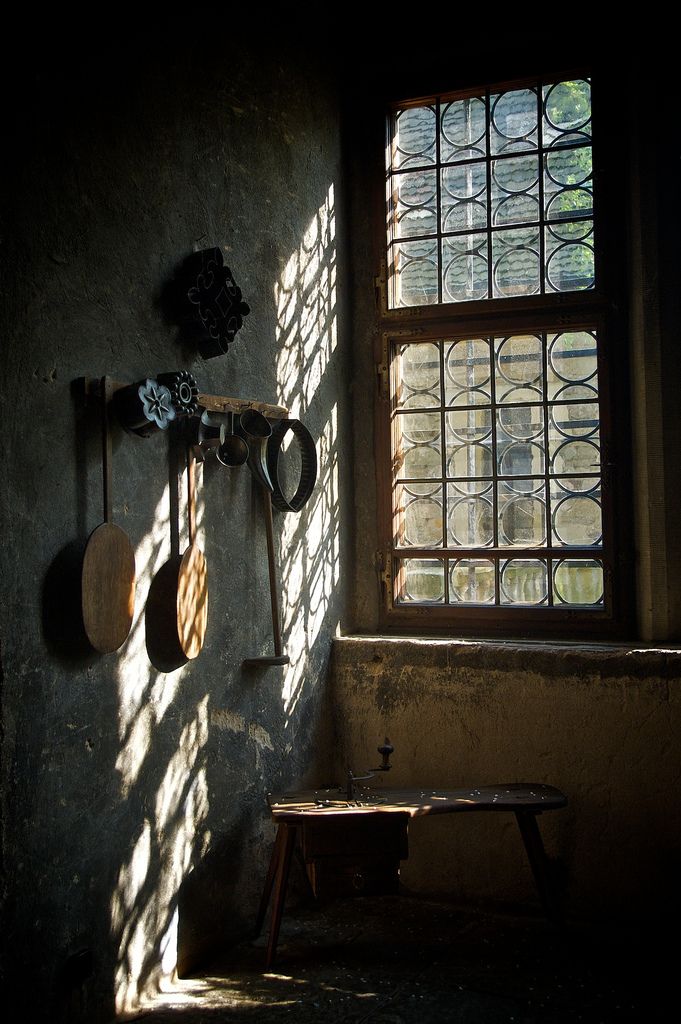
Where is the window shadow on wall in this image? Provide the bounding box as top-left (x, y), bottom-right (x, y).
top-left (272, 183), bottom-right (342, 721)
top-left (108, 182), bottom-right (347, 1016)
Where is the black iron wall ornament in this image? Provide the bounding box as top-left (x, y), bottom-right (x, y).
top-left (157, 370), bottom-right (199, 417)
top-left (175, 248), bottom-right (251, 359)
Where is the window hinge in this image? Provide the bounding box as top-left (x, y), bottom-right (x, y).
top-left (376, 550), bottom-right (393, 610)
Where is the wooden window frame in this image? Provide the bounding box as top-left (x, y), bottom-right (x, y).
top-left (374, 71), bottom-right (634, 639)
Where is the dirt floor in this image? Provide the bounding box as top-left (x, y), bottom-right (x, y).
top-left (128, 895), bottom-right (670, 1023)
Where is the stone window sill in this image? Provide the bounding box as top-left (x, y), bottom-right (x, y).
top-left (334, 635), bottom-right (681, 681)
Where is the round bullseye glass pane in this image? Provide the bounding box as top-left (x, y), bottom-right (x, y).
top-left (497, 335), bottom-right (543, 385)
top-left (492, 89), bottom-right (538, 141)
top-left (544, 80), bottom-right (591, 133)
top-left (446, 338), bottom-right (490, 389)
top-left (553, 559), bottom-right (603, 605)
top-left (448, 496), bottom-right (494, 546)
top-left (553, 495), bottom-right (602, 545)
top-left (449, 559), bottom-right (496, 603)
top-left (500, 559), bottom-right (548, 604)
top-left (500, 496), bottom-right (546, 545)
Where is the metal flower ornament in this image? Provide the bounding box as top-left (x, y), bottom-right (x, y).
top-left (138, 379), bottom-right (176, 430)
top-left (114, 377), bottom-right (176, 436)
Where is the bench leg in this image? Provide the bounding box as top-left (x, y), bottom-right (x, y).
top-left (514, 810), bottom-right (562, 924)
top-left (261, 823), bottom-right (296, 969)
top-left (255, 823), bottom-right (287, 939)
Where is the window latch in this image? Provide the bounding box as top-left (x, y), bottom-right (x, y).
top-left (376, 550), bottom-right (393, 609)
top-left (376, 360), bottom-right (389, 401)
top-left (376, 331), bottom-right (390, 401)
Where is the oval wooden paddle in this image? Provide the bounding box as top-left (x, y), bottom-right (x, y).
top-left (82, 377), bottom-right (136, 653)
top-left (176, 446), bottom-right (207, 659)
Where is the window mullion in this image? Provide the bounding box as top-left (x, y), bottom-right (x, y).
top-left (538, 83), bottom-right (546, 296)
top-left (489, 333), bottom-right (500, 603)
top-left (436, 98), bottom-right (443, 305)
top-left (542, 328), bottom-right (553, 606)
top-left (485, 88), bottom-right (493, 300)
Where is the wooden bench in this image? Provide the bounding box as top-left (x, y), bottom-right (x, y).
top-left (255, 782), bottom-right (567, 967)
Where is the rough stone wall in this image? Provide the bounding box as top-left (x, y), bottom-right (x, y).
top-left (0, 26), bottom-right (350, 1021)
top-left (332, 638), bottom-right (681, 923)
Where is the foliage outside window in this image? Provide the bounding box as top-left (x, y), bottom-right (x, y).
top-left (379, 75), bottom-right (620, 630)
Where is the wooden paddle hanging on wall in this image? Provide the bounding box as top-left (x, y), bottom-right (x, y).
top-left (81, 377), bottom-right (137, 653)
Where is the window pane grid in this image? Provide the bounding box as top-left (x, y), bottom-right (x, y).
top-left (541, 308), bottom-right (552, 602)
top-left (489, 327), bottom-right (499, 549)
top-left (438, 312), bottom-right (448, 570)
top-left (391, 331), bottom-right (605, 608)
top-left (387, 78), bottom-right (593, 308)
top-left (435, 98), bottom-right (443, 305)
top-left (389, 137), bottom-right (592, 178)
top-left (484, 91), bottom-right (494, 301)
top-left (537, 86), bottom-right (546, 297)
top-left (395, 555), bottom-right (604, 607)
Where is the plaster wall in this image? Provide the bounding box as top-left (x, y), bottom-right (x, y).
top-left (0, 27), bottom-right (350, 1022)
top-left (332, 638), bottom-right (681, 922)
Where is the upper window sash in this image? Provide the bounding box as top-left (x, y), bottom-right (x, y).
top-left (386, 78), bottom-right (594, 310)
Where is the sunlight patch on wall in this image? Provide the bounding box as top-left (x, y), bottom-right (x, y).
top-left (274, 184), bottom-right (341, 717)
top-left (115, 483), bottom-right (187, 795)
top-left (110, 820), bottom-right (152, 935)
top-left (111, 472), bottom-right (210, 1014)
top-left (280, 405), bottom-right (340, 716)
top-left (111, 696), bottom-right (210, 1014)
top-left (160, 908), bottom-right (179, 976)
top-left (276, 184), bottom-right (337, 420)
top-left (155, 706), bottom-right (210, 827)
top-left (115, 471), bottom-right (207, 795)
top-left (210, 708), bottom-right (246, 733)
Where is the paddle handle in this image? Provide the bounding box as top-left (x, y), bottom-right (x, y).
top-left (187, 445), bottom-right (196, 546)
top-left (101, 376), bottom-right (113, 523)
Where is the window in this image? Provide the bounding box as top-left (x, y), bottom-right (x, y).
top-left (376, 73), bottom-right (629, 636)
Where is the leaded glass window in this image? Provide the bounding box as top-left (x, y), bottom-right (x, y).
top-left (386, 79), bottom-right (593, 308)
top-left (391, 330), bottom-right (604, 608)
top-left (381, 74), bottom-right (617, 625)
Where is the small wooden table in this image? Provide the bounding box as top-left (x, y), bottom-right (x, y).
top-left (255, 782), bottom-right (567, 968)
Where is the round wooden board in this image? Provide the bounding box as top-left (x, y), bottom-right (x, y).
top-left (82, 523), bottom-right (136, 653)
top-left (177, 543), bottom-right (208, 659)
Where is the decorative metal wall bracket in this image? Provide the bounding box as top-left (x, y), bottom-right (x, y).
top-left (84, 378), bottom-right (287, 438)
top-left (171, 248), bottom-right (251, 359)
